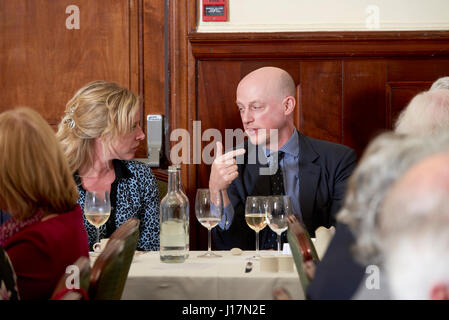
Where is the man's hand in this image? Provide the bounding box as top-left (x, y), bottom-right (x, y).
top-left (209, 141), bottom-right (245, 192)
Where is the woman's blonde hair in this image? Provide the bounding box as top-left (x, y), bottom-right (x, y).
top-left (0, 107), bottom-right (79, 221)
top-left (56, 81), bottom-right (140, 173)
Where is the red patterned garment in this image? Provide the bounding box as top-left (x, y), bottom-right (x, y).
top-left (1, 205), bottom-right (89, 300)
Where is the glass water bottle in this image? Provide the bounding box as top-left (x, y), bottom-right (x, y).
top-left (175, 164), bottom-right (190, 259)
top-left (160, 166), bottom-right (188, 263)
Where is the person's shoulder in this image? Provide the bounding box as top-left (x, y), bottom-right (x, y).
top-left (302, 134), bottom-right (355, 157)
top-left (122, 160), bottom-right (157, 188)
top-left (123, 160), bottom-right (155, 175)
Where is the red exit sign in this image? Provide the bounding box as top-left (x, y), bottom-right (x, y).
top-left (202, 0), bottom-right (228, 22)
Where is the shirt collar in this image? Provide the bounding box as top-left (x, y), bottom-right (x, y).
top-left (264, 129), bottom-right (300, 158)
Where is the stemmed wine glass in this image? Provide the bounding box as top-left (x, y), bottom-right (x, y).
top-left (195, 188), bottom-right (223, 258)
top-left (84, 191), bottom-right (111, 247)
top-left (245, 196), bottom-right (269, 259)
top-left (266, 195), bottom-right (292, 255)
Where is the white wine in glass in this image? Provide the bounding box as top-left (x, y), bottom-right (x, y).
top-left (245, 196), bottom-right (268, 258)
top-left (195, 188), bottom-right (223, 258)
top-left (266, 195), bottom-right (292, 254)
top-left (84, 191), bottom-right (111, 247)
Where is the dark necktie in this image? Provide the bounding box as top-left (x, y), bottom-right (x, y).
top-left (270, 151), bottom-right (285, 196)
top-left (263, 151), bottom-right (287, 250)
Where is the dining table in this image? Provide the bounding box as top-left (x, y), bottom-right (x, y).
top-left (118, 250), bottom-right (304, 300)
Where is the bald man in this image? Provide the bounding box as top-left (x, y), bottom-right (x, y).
top-left (210, 67), bottom-right (357, 250)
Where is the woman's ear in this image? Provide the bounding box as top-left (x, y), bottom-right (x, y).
top-left (283, 96), bottom-right (296, 116)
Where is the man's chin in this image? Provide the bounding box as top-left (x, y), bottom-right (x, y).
top-left (248, 135), bottom-right (267, 146)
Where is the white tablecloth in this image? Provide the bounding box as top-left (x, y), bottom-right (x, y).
top-left (121, 250), bottom-right (304, 300)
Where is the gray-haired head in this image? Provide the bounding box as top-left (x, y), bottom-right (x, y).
top-left (430, 76), bottom-right (449, 91)
top-left (394, 89), bottom-right (449, 136)
top-left (381, 216), bottom-right (449, 299)
top-left (337, 132), bottom-right (449, 265)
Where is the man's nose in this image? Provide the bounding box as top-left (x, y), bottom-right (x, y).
top-left (136, 125), bottom-right (145, 140)
top-left (241, 109), bottom-right (253, 124)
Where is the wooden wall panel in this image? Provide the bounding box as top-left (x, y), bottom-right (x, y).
top-left (197, 61), bottom-right (242, 190)
top-left (343, 60), bottom-right (387, 155)
top-left (143, 0), bottom-right (166, 116)
top-left (0, 0), bottom-right (133, 131)
top-left (141, 0), bottom-right (166, 159)
top-left (387, 58), bottom-right (449, 82)
top-left (300, 61), bottom-right (342, 143)
top-left (386, 82), bottom-right (431, 128)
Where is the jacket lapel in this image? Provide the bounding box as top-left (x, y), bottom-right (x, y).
top-left (298, 134), bottom-right (321, 233)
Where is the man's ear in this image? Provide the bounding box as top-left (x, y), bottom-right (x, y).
top-left (430, 283), bottom-right (449, 300)
top-left (283, 96), bottom-right (296, 116)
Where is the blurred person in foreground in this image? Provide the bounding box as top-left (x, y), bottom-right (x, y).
top-left (56, 81), bottom-right (160, 251)
top-left (210, 66), bottom-right (356, 250)
top-left (394, 89), bottom-right (449, 136)
top-left (0, 107), bottom-right (89, 300)
top-left (306, 83), bottom-right (449, 300)
top-left (0, 210), bottom-right (10, 225)
top-left (0, 246), bottom-right (19, 300)
top-left (379, 152), bottom-right (449, 299)
top-left (429, 76), bottom-right (449, 91)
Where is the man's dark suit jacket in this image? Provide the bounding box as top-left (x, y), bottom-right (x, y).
top-left (212, 133), bottom-right (357, 250)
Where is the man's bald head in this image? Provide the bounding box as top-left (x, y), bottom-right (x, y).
top-left (235, 67), bottom-right (297, 148)
top-left (237, 67), bottom-right (296, 103)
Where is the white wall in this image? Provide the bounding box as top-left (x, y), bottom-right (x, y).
top-left (198, 0), bottom-right (449, 32)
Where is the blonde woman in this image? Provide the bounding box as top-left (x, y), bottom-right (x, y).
top-left (56, 81), bottom-right (160, 251)
top-left (0, 107), bottom-right (89, 300)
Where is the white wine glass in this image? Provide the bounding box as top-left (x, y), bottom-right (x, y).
top-left (245, 196), bottom-right (269, 259)
top-left (84, 191), bottom-right (111, 247)
top-left (195, 188), bottom-right (223, 258)
top-left (266, 195), bottom-right (292, 255)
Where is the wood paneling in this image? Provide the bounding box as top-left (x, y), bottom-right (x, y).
top-left (388, 58), bottom-right (449, 81)
top-left (189, 31), bottom-right (449, 59)
top-left (143, 0), bottom-right (166, 116)
top-left (0, 0), bottom-right (135, 130)
top-left (167, 0), bottom-right (202, 249)
top-left (386, 82), bottom-right (432, 128)
top-left (300, 61), bottom-right (342, 143)
top-left (343, 60), bottom-right (387, 154)
top-left (140, 0), bottom-right (166, 160)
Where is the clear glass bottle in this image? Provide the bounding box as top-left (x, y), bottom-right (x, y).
top-left (175, 164), bottom-right (190, 259)
top-left (160, 166), bottom-right (188, 263)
